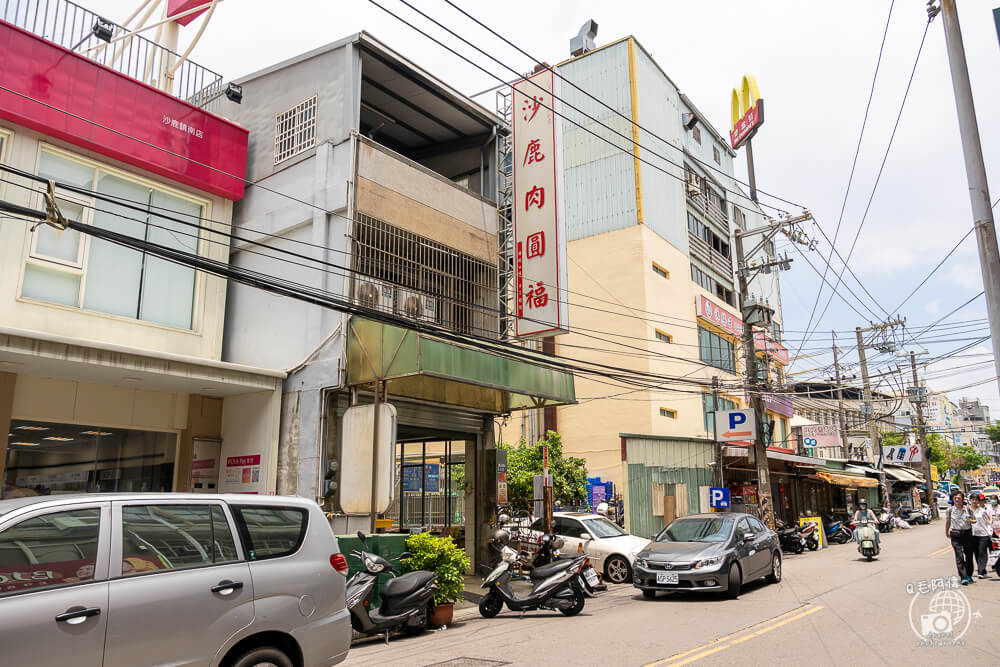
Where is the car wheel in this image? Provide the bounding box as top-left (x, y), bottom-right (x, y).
top-left (559, 587), bottom-right (585, 616)
top-left (641, 589), bottom-right (657, 599)
top-left (605, 555), bottom-right (631, 584)
top-left (726, 563), bottom-right (741, 599)
top-left (766, 552), bottom-right (782, 584)
top-left (229, 647), bottom-right (293, 667)
top-left (478, 591), bottom-right (503, 618)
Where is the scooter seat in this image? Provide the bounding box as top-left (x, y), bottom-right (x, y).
top-left (381, 570), bottom-right (435, 598)
top-left (530, 559), bottom-right (576, 579)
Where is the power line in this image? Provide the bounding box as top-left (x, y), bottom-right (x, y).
top-left (797, 14), bottom-right (935, 354)
top-left (437, 0), bottom-right (802, 211)
top-left (793, 0), bottom-right (896, 359)
top-left (363, 0), bottom-right (798, 220)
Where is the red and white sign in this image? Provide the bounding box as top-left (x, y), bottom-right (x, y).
top-left (730, 98), bottom-right (764, 150)
top-left (513, 69), bottom-right (568, 337)
top-left (226, 455), bottom-right (261, 467)
top-left (696, 295), bottom-right (788, 364)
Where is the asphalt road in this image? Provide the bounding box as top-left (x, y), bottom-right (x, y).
top-left (342, 523), bottom-right (1000, 667)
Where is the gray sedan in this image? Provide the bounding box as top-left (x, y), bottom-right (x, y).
top-left (633, 513), bottom-right (781, 599)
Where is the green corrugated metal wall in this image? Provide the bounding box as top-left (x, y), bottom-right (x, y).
top-left (627, 463), bottom-right (714, 540)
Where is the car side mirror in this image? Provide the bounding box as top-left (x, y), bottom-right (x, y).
top-left (743, 532), bottom-right (754, 542)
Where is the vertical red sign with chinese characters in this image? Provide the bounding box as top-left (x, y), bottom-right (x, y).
top-left (512, 69), bottom-right (568, 337)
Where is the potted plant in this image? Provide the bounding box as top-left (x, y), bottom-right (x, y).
top-left (403, 532), bottom-right (470, 627)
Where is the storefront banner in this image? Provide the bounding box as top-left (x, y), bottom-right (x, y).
top-left (802, 424), bottom-right (839, 451)
top-left (224, 454), bottom-right (262, 491)
top-left (512, 68), bottom-right (568, 337)
top-left (883, 444), bottom-right (922, 463)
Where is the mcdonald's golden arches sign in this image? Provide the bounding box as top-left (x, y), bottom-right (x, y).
top-left (730, 74), bottom-right (764, 150)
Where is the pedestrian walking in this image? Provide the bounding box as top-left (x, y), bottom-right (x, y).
top-left (945, 491), bottom-right (975, 584)
top-left (970, 493), bottom-right (991, 579)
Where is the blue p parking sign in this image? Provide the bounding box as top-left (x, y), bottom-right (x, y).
top-left (709, 487), bottom-right (730, 509)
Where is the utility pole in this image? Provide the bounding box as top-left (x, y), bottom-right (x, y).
top-left (938, 0), bottom-right (1000, 399)
top-left (712, 376), bottom-right (724, 487)
top-left (855, 319), bottom-right (904, 512)
top-left (910, 351), bottom-right (936, 518)
top-left (855, 327), bottom-right (887, 511)
top-left (734, 211), bottom-right (813, 529)
top-left (832, 330), bottom-right (849, 459)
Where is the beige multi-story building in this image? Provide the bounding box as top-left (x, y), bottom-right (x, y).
top-left (539, 36), bottom-right (791, 530)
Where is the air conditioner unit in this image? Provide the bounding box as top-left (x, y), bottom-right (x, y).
top-left (397, 290), bottom-right (437, 323)
top-left (686, 172), bottom-right (701, 196)
top-left (356, 280), bottom-right (394, 311)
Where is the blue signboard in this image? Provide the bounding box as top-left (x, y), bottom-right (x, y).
top-left (709, 487), bottom-right (730, 509)
top-left (402, 463), bottom-right (440, 492)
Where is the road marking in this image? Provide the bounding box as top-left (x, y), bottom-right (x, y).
top-left (645, 604), bottom-right (825, 666)
top-left (932, 546), bottom-right (952, 557)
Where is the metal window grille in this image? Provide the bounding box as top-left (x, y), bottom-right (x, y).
top-left (274, 96), bottom-right (317, 164)
top-left (350, 213), bottom-right (499, 339)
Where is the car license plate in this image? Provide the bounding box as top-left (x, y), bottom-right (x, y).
top-left (656, 572), bottom-right (679, 584)
top-left (584, 568), bottom-right (599, 586)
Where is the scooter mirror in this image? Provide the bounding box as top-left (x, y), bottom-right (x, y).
top-left (398, 552), bottom-right (412, 560)
top-left (357, 530), bottom-right (366, 542)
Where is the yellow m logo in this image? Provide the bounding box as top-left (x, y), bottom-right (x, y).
top-left (731, 75), bottom-right (761, 130)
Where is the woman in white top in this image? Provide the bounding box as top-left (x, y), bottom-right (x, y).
top-left (970, 494), bottom-right (992, 579)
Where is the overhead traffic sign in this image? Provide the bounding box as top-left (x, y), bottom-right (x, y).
top-left (715, 409), bottom-right (756, 442)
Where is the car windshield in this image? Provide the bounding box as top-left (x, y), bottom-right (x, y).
top-left (657, 517), bottom-right (733, 543)
top-left (583, 517), bottom-right (628, 538)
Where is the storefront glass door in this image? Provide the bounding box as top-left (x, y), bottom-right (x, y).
top-left (388, 439), bottom-right (465, 535)
top-left (3, 420), bottom-right (176, 498)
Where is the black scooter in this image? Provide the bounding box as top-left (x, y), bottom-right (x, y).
top-left (346, 531), bottom-right (437, 642)
top-left (532, 532), bottom-right (603, 593)
top-left (775, 519), bottom-right (806, 554)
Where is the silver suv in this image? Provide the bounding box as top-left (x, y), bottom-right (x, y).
top-left (0, 493), bottom-right (351, 667)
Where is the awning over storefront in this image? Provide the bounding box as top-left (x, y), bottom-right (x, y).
top-left (722, 447), bottom-right (825, 466)
top-left (884, 466), bottom-right (925, 483)
top-left (346, 317), bottom-right (576, 413)
top-left (817, 470), bottom-right (879, 488)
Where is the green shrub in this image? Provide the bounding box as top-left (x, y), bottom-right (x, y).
top-left (403, 532), bottom-right (470, 605)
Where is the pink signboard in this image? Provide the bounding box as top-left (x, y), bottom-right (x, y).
top-left (0, 22), bottom-right (247, 200)
top-left (696, 295), bottom-right (789, 364)
top-left (226, 455), bottom-right (261, 467)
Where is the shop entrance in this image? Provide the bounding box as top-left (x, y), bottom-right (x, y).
top-left (387, 439), bottom-right (466, 537)
top-left (2, 419), bottom-right (176, 498)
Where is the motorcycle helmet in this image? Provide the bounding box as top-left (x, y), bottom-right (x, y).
top-left (491, 527), bottom-right (511, 548)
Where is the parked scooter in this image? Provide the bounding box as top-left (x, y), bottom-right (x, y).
top-left (479, 529), bottom-right (591, 618)
top-left (852, 516), bottom-right (880, 561)
top-left (532, 532), bottom-right (603, 594)
top-left (346, 531), bottom-right (437, 641)
top-left (775, 519), bottom-right (807, 554)
top-left (877, 507), bottom-right (894, 534)
top-left (825, 518), bottom-right (852, 545)
top-left (798, 521), bottom-right (820, 550)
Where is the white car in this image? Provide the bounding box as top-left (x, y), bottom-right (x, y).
top-left (933, 490), bottom-right (950, 510)
top-left (529, 512), bottom-right (650, 584)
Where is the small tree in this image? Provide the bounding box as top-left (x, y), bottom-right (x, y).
top-left (501, 431), bottom-right (588, 512)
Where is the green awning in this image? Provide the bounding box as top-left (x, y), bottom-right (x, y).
top-left (346, 317), bottom-right (575, 413)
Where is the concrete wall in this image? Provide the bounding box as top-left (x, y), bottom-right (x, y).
top-left (229, 41), bottom-right (358, 183)
top-left (0, 125), bottom-right (234, 362)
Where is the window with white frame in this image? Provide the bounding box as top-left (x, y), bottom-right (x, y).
top-left (21, 148), bottom-right (205, 330)
top-left (274, 96), bottom-right (318, 164)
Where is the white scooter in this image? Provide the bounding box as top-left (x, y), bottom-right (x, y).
top-left (853, 517), bottom-right (879, 561)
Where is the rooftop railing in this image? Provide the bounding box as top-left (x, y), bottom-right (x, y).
top-left (2, 0), bottom-right (225, 111)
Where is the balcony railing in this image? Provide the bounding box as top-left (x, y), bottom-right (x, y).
top-left (2, 0), bottom-right (224, 110)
